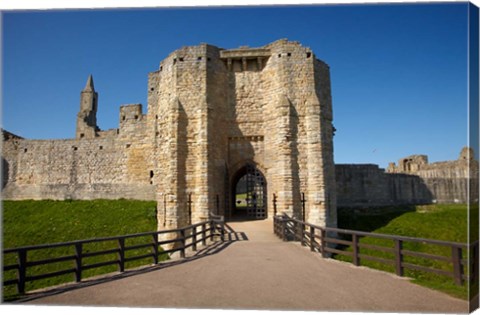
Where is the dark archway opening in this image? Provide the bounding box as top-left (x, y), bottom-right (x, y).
top-left (231, 163), bottom-right (267, 220)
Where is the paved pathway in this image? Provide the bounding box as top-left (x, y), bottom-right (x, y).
top-left (21, 219), bottom-right (468, 313)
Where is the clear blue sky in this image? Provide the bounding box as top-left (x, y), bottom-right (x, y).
top-left (1, 3), bottom-right (474, 168)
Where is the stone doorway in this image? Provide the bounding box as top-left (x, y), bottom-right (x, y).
top-left (231, 163), bottom-right (267, 220)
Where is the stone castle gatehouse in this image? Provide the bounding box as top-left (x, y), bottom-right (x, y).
top-left (2, 39), bottom-right (338, 232)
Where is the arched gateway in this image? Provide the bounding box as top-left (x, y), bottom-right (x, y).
top-left (231, 163), bottom-right (267, 220)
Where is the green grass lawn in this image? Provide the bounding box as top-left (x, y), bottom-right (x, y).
top-left (2, 199), bottom-right (161, 300)
top-left (336, 204), bottom-right (478, 300)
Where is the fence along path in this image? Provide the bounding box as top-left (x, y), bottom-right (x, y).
top-left (19, 219), bottom-right (469, 313)
top-left (274, 214), bottom-right (479, 286)
top-left (3, 218), bottom-right (225, 296)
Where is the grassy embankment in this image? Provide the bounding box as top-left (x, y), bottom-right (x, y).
top-left (336, 203), bottom-right (478, 300)
top-left (2, 199), bottom-right (161, 300)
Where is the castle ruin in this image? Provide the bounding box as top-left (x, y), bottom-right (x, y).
top-left (2, 39), bottom-right (476, 233)
top-left (2, 39), bottom-right (338, 231)
top-left (336, 147), bottom-right (478, 208)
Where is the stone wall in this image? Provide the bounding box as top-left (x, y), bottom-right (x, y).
top-left (335, 164), bottom-right (432, 207)
top-left (2, 135), bottom-right (155, 200)
top-left (336, 148), bottom-right (478, 208)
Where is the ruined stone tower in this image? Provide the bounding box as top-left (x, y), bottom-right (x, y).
top-left (1, 39), bottom-right (337, 232)
top-left (76, 75), bottom-right (99, 139)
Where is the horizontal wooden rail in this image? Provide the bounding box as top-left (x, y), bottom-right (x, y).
top-left (82, 260), bottom-right (119, 271)
top-left (324, 237), bottom-right (351, 246)
top-left (358, 243), bottom-right (395, 254)
top-left (401, 263), bottom-right (452, 277)
top-left (26, 255), bottom-right (77, 267)
top-left (3, 217), bottom-right (225, 296)
top-left (27, 268), bottom-right (77, 282)
top-left (3, 264), bottom-right (19, 272)
top-left (124, 243), bottom-right (153, 251)
top-left (358, 253), bottom-right (395, 265)
top-left (401, 249), bottom-right (452, 262)
top-left (82, 248), bottom-right (119, 258)
top-left (3, 279), bottom-right (18, 287)
top-left (326, 247), bottom-right (353, 256)
top-left (124, 253), bottom-right (155, 263)
top-left (274, 214), bottom-right (478, 287)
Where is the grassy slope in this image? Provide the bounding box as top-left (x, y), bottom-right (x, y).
top-left (337, 204), bottom-right (478, 300)
top-left (2, 199), bottom-right (159, 299)
top-left (3, 199), bottom-right (157, 247)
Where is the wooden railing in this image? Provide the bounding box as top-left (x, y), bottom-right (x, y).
top-left (274, 214), bottom-right (478, 286)
top-left (3, 216), bottom-right (225, 295)
top-left (210, 212), bottom-right (225, 241)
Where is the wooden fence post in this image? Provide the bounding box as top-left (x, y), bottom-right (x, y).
top-left (301, 192), bottom-right (306, 222)
top-left (17, 249), bottom-right (27, 295)
top-left (473, 242), bottom-right (479, 283)
top-left (273, 193), bottom-right (277, 216)
top-left (394, 239), bottom-right (404, 277)
top-left (118, 238), bottom-right (125, 272)
top-left (278, 218), bottom-right (281, 238)
top-left (188, 193), bottom-right (192, 225)
top-left (152, 234), bottom-right (159, 264)
top-left (192, 226), bottom-right (197, 251)
top-left (210, 221), bottom-right (215, 242)
top-left (293, 221), bottom-right (297, 242)
top-left (310, 226), bottom-right (315, 252)
top-left (452, 245), bottom-right (463, 285)
top-left (202, 223), bottom-right (207, 246)
top-left (180, 229), bottom-right (186, 258)
top-left (352, 234), bottom-right (359, 266)
top-left (74, 243), bottom-right (83, 282)
top-left (273, 216), bottom-right (277, 236)
top-left (220, 221), bottom-right (225, 242)
top-left (300, 222), bottom-right (305, 246)
top-left (282, 218), bottom-right (288, 242)
top-left (320, 229), bottom-right (327, 258)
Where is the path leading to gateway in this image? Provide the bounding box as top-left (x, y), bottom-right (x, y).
top-left (22, 219), bottom-right (468, 313)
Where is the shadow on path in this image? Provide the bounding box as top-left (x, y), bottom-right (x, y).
top-left (223, 223), bottom-right (249, 241)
